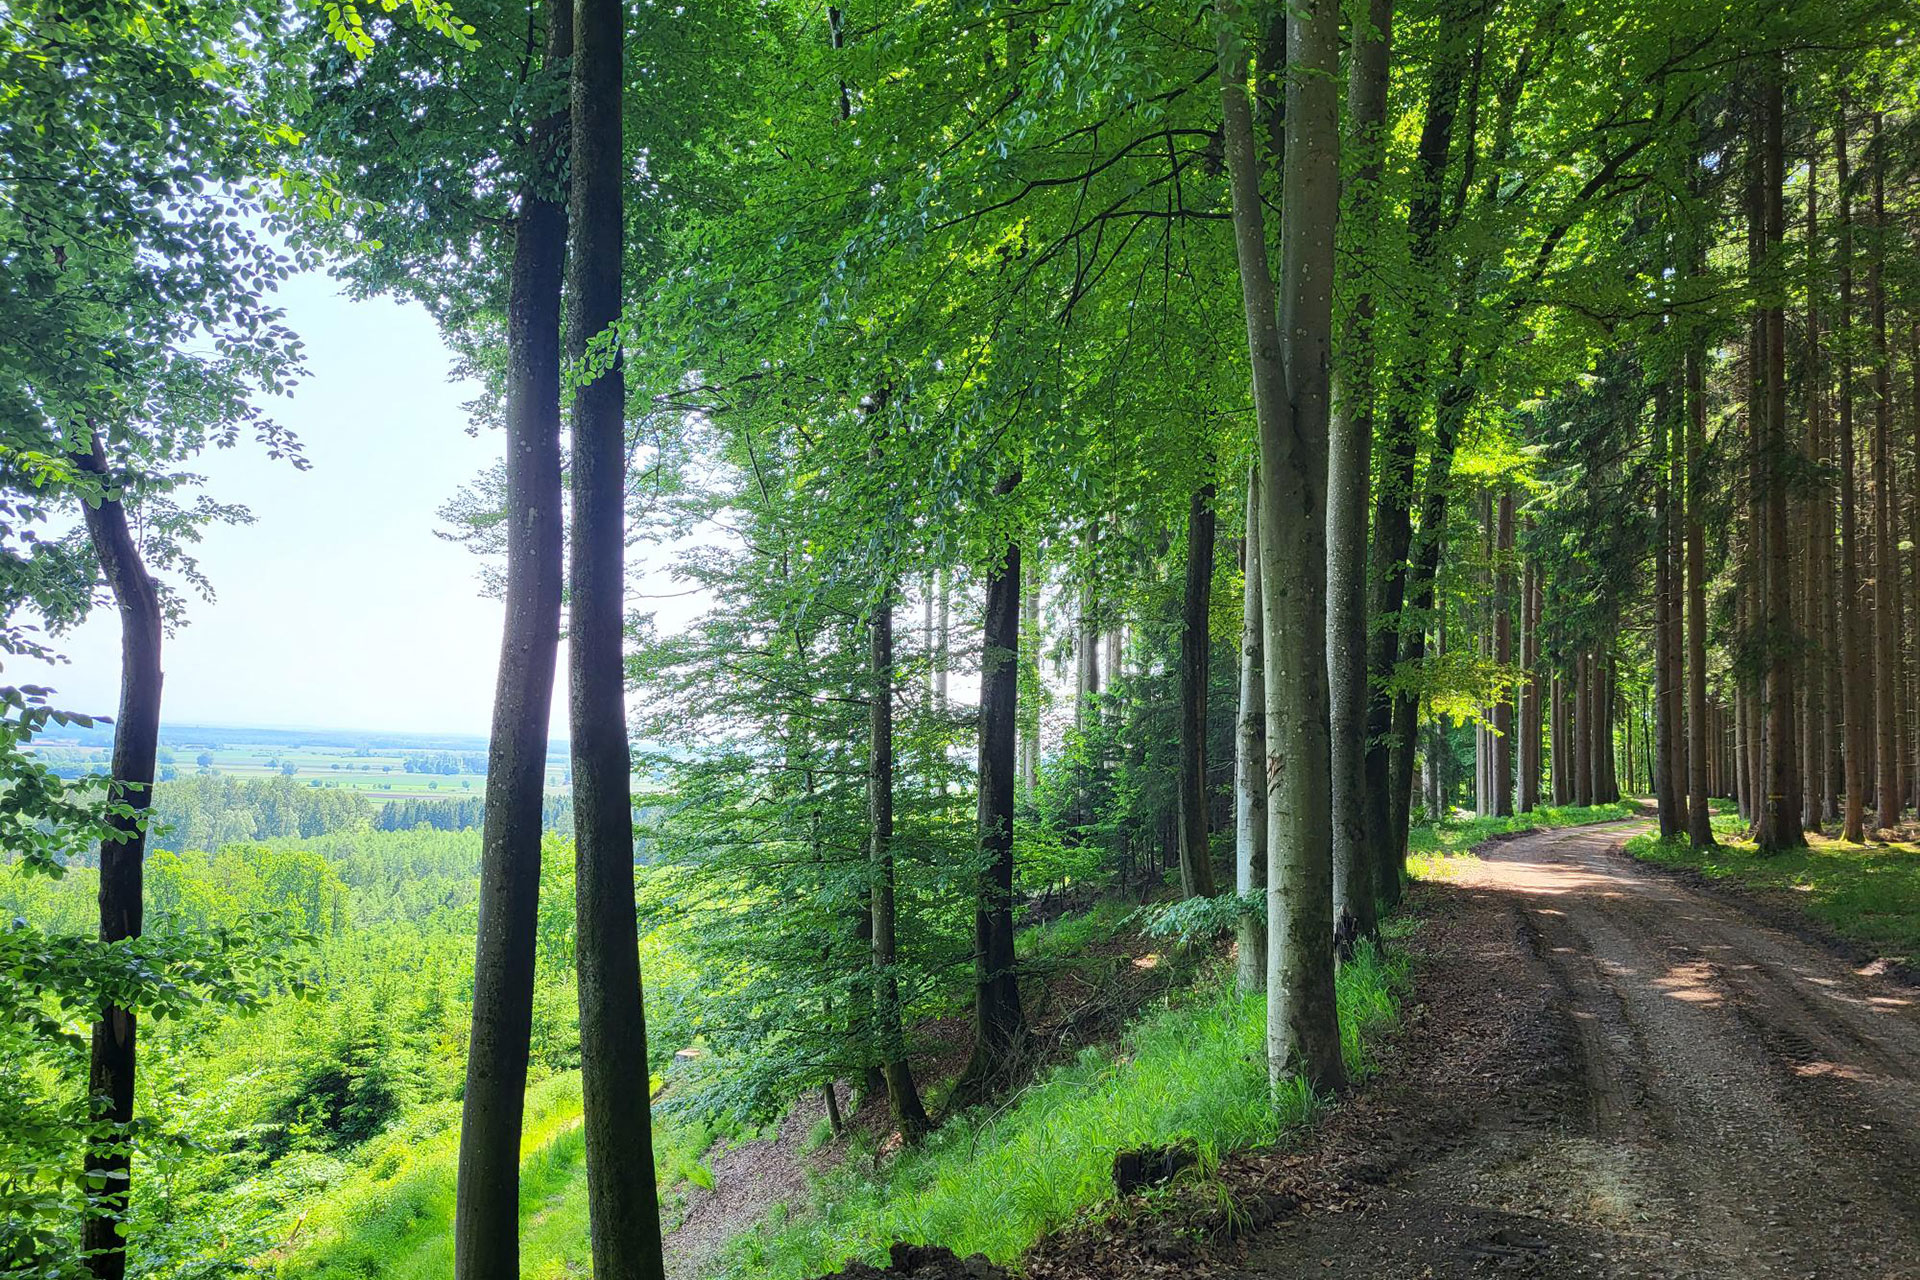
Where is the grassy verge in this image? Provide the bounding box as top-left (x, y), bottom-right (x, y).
top-left (1405, 801), bottom-right (1640, 881)
top-left (716, 938), bottom-right (1409, 1280)
top-left (1626, 821), bottom-right (1920, 959)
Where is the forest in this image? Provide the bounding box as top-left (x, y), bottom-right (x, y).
top-left (4, 0), bottom-right (1919, 1277)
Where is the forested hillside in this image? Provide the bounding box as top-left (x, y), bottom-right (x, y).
top-left (3, 0), bottom-right (1918, 1278)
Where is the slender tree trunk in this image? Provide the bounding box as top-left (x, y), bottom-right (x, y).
top-left (1870, 112), bottom-right (1900, 833)
top-left (1519, 552), bottom-right (1541, 812)
top-left (1217, 0), bottom-right (1344, 1091)
top-left (1551, 671), bottom-right (1568, 805)
top-left (454, 5), bottom-right (570, 1270)
top-left (1020, 552), bottom-right (1040, 796)
top-left (1802, 143), bottom-right (1827, 833)
top-left (1686, 339), bottom-right (1718, 847)
top-left (1574, 653), bottom-right (1594, 807)
top-left (1493, 489), bottom-right (1514, 816)
top-left (1653, 376), bottom-right (1681, 837)
top-left (1757, 70), bottom-right (1804, 851)
top-left (1330, 0), bottom-right (1391, 937)
top-left (954, 476), bottom-right (1026, 1105)
top-left (1837, 107), bottom-right (1868, 841)
top-left (1236, 471), bottom-right (1268, 993)
top-left (1361, 0), bottom-right (1474, 910)
top-left (1179, 484), bottom-right (1219, 899)
top-left (567, 0), bottom-right (663, 1270)
top-left (76, 435), bottom-right (163, 1280)
top-left (869, 590), bottom-right (929, 1139)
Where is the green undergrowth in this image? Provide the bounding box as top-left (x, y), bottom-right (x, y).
top-left (716, 938), bottom-right (1410, 1280)
top-left (276, 1072), bottom-right (720, 1279)
top-left (1406, 801), bottom-right (1640, 881)
top-left (1626, 823), bottom-right (1920, 958)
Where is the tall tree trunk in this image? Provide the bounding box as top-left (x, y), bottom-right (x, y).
top-left (1217, 0), bottom-right (1344, 1091)
top-left (1836, 107), bottom-right (1868, 840)
top-left (1574, 652), bottom-right (1594, 807)
top-left (1685, 338), bottom-right (1718, 848)
top-left (454, 4), bottom-right (570, 1271)
top-left (1493, 489), bottom-right (1514, 817)
top-left (1330, 0), bottom-right (1390, 937)
top-left (1236, 471), bottom-right (1268, 993)
top-left (1179, 484), bottom-right (1219, 899)
top-left (869, 590), bottom-right (929, 1139)
top-left (1757, 70), bottom-right (1804, 851)
top-left (1870, 112), bottom-right (1900, 833)
top-left (1801, 143), bottom-right (1827, 833)
top-left (1361, 0), bottom-right (1475, 909)
top-left (1020, 551), bottom-right (1040, 796)
top-left (567, 0), bottom-right (663, 1269)
top-left (1653, 374), bottom-right (1681, 837)
top-left (76, 435), bottom-right (163, 1280)
top-left (1519, 552), bottom-right (1541, 812)
top-left (953, 477), bottom-right (1026, 1105)
top-left (1551, 670), bottom-right (1568, 805)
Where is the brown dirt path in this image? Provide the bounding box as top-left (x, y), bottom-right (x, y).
top-left (1209, 820), bottom-right (1920, 1280)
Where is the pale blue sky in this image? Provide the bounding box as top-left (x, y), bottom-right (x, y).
top-left (18, 272), bottom-right (548, 736)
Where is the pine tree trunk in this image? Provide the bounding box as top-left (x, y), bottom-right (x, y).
top-left (1236, 469), bottom-right (1268, 993)
top-left (1870, 112), bottom-right (1900, 833)
top-left (869, 590), bottom-right (929, 1138)
top-left (1835, 112), bottom-right (1866, 840)
top-left (1801, 143), bottom-right (1828, 833)
top-left (1653, 376), bottom-right (1681, 836)
top-left (1581, 655), bottom-right (1595, 805)
top-left (567, 0), bottom-right (664, 1269)
top-left (76, 434), bottom-right (163, 1280)
top-left (1216, 0), bottom-right (1343, 1091)
top-left (1758, 71), bottom-right (1805, 851)
top-left (1685, 335), bottom-right (1718, 848)
top-left (1178, 484), bottom-right (1219, 899)
top-left (954, 476), bottom-right (1026, 1105)
top-left (454, 5), bottom-right (570, 1270)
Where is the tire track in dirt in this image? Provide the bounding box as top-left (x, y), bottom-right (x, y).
top-left (1212, 821), bottom-right (1920, 1280)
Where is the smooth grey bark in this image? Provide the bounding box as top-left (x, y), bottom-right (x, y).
top-left (1235, 469), bottom-right (1268, 993)
top-left (869, 590), bottom-right (929, 1139)
top-left (567, 0), bottom-right (664, 1269)
top-left (454, 4), bottom-right (569, 1272)
top-left (1216, 0), bottom-right (1344, 1092)
top-left (1178, 483), bottom-right (1219, 899)
top-left (76, 435), bottom-right (163, 1280)
top-left (1329, 0), bottom-right (1391, 938)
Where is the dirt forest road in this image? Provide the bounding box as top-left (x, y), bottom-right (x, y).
top-left (1212, 821), bottom-right (1920, 1280)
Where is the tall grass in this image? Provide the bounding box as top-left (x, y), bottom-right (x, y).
top-left (718, 943), bottom-right (1408, 1279)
